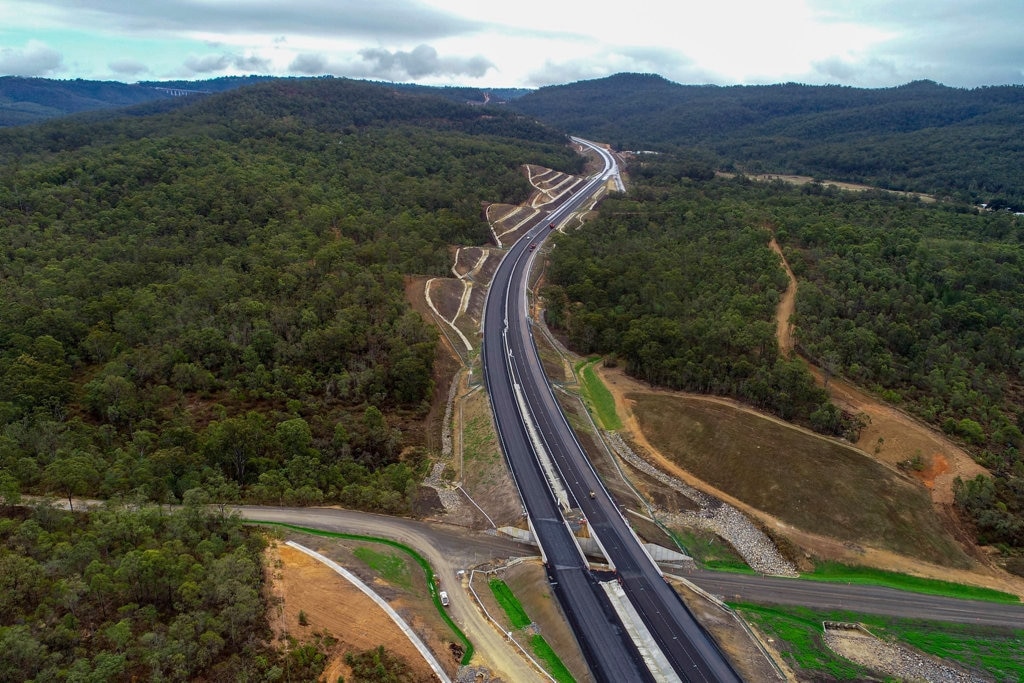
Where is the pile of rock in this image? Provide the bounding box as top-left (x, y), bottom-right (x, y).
top-left (422, 461), bottom-right (464, 514)
top-left (824, 627), bottom-right (984, 682)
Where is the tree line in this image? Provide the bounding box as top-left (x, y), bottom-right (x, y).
top-left (0, 500), bottom-right (341, 681)
top-left (543, 162), bottom-right (858, 438)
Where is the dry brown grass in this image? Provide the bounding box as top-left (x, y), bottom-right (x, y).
top-left (631, 393), bottom-right (972, 568)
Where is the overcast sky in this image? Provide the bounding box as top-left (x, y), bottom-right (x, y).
top-left (1, 0), bottom-right (1022, 88)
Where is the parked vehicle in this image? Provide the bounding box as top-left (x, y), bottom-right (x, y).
top-left (439, 590), bottom-right (449, 607)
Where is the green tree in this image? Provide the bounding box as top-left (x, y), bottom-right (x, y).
top-left (43, 451), bottom-right (99, 510)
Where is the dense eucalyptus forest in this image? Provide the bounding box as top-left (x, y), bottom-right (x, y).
top-left (0, 501), bottom-right (323, 682)
top-left (545, 154), bottom-right (1024, 551)
top-left (543, 165), bottom-right (854, 437)
top-left (513, 73), bottom-right (1024, 210)
top-left (0, 78), bottom-right (580, 513)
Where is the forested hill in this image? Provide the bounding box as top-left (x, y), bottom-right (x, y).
top-left (512, 73), bottom-right (1024, 209)
top-left (0, 75), bottom-right (528, 128)
top-left (0, 75), bottom-right (279, 127)
top-left (0, 78), bottom-right (579, 511)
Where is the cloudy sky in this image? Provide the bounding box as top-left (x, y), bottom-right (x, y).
top-left (1, 0), bottom-right (1022, 88)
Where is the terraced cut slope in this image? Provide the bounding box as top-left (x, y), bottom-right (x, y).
top-left (631, 394), bottom-right (971, 567)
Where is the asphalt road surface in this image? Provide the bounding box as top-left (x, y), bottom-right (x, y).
top-left (482, 138), bottom-right (740, 682)
top-left (236, 505), bottom-right (1024, 630)
top-left (482, 143), bottom-right (655, 682)
top-left (686, 569), bottom-right (1024, 628)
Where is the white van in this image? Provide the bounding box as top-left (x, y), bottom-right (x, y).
top-left (439, 591), bottom-right (449, 607)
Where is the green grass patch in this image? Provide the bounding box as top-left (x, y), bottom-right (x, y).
top-left (577, 358), bottom-right (622, 430)
top-left (890, 622), bottom-right (1024, 680)
top-left (463, 414), bottom-right (498, 465)
top-left (488, 579), bottom-right (575, 681)
top-left (733, 602), bottom-right (1024, 681)
top-left (353, 546), bottom-right (412, 589)
top-left (489, 579), bottom-right (532, 629)
top-left (530, 634), bottom-right (576, 683)
top-left (249, 521), bottom-right (473, 665)
top-left (804, 561), bottom-right (1020, 604)
top-left (733, 603), bottom-right (877, 680)
top-left (669, 529), bottom-right (752, 573)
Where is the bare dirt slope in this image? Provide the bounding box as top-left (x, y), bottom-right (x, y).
top-left (265, 541), bottom-right (442, 683)
top-left (593, 363), bottom-right (1024, 596)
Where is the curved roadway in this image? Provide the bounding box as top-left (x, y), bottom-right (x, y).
top-left (482, 138), bottom-right (740, 682)
top-left (235, 506), bottom-right (1024, 631)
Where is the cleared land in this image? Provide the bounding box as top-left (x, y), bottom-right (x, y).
top-left (631, 393), bottom-right (969, 567)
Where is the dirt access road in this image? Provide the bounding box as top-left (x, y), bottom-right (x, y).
top-left (768, 236), bottom-right (988, 507)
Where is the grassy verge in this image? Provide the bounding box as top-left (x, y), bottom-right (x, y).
top-left (734, 602), bottom-right (1024, 681)
top-left (669, 529), bottom-right (753, 573)
top-left (734, 603), bottom-right (870, 680)
top-left (576, 358), bottom-right (622, 430)
top-left (250, 521), bottom-right (473, 665)
top-left (353, 546), bottom-right (412, 589)
top-left (803, 561), bottom-right (1020, 604)
top-left (489, 579), bottom-right (531, 628)
top-left (487, 578), bottom-right (575, 682)
top-left (531, 635), bottom-right (576, 683)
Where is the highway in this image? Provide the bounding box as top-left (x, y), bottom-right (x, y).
top-left (482, 140), bottom-right (654, 681)
top-left (482, 138), bottom-right (741, 682)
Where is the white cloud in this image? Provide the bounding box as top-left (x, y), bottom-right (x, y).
top-left (233, 53), bottom-right (271, 72)
top-left (108, 58), bottom-right (150, 76)
top-left (182, 51), bottom-right (271, 75)
top-left (183, 53), bottom-right (231, 74)
top-left (347, 44), bottom-right (493, 80)
top-left (19, 0), bottom-right (482, 41)
top-left (289, 53), bottom-right (329, 75)
top-left (0, 40), bottom-right (63, 76)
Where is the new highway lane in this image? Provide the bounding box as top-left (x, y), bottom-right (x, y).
top-left (482, 138), bottom-right (741, 682)
top-left (482, 142), bottom-right (653, 682)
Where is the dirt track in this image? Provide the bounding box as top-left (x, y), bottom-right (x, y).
top-left (767, 238), bottom-right (988, 506)
top-left (768, 237), bottom-right (796, 357)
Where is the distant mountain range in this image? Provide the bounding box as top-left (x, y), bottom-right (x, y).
top-left (510, 73), bottom-right (1024, 208)
top-left (5, 71), bottom-right (1022, 208)
top-left (0, 75), bottom-right (528, 127)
